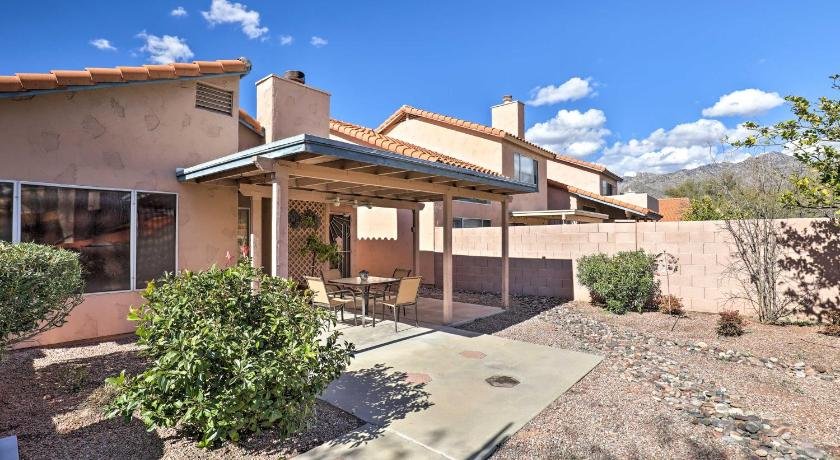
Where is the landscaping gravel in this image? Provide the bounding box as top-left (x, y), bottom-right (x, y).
top-left (0, 339), bottom-right (363, 459)
top-left (456, 296), bottom-right (840, 459)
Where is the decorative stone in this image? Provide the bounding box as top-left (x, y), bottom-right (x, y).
top-left (744, 421), bottom-right (762, 434)
top-left (755, 448), bottom-right (768, 457)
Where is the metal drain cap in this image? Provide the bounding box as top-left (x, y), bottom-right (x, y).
top-left (486, 375), bottom-right (520, 388)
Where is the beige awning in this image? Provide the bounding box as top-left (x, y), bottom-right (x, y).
top-left (510, 209), bottom-right (609, 224)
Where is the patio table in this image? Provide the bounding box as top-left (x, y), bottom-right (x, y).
top-left (329, 276), bottom-right (397, 326)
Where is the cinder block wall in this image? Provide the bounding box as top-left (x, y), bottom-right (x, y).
top-left (421, 218), bottom-right (838, 317)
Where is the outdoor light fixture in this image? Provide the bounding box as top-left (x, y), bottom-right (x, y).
top-left (332, 196), bottom-right (341, 207)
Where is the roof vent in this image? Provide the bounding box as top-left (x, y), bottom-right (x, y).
top-left (283, 70), bottom-right (305, 84)
top-left (195, 82), bottom-right (233, 115)
top-left (502, 95), bottom-right (513, 103)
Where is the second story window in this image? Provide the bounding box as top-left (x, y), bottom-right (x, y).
top-left (514, 153), bottom-right (538, 185)
top-left (601, 180), bottom-right (615, 196)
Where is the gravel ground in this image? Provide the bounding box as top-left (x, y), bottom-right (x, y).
top-left (0, 339), bottom-right (363, 460)
top-left (453, 295), bottom-right (840, 460)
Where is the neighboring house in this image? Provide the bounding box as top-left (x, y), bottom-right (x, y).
top-left (372, 98), bottom-right (661, 226)
top-left (658, 197), bottom-right (691, 221)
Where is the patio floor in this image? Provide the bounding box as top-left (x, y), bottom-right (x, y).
top-left (341, 296), bottom-right (503, 329)
top-left (304, 321), bottom-right (603, 459)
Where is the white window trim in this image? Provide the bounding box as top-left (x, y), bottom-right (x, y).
top-left (0, 179), bottom-right (178, 294)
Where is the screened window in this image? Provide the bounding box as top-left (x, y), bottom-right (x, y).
top-left (453, 217), bottom-right (491, 228)
top-left (136, 192), bottom-right (177, 286)
top-left (0, 182), bottom-right (11, 242)
top-left (513, 153), bottom-right (537, 185)
top-left (20, 185), bottom-right (131, 293)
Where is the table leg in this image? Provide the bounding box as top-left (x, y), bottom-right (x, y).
top-left (362, 286), bottom-right (370, 327)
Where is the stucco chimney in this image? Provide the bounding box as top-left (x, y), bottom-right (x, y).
top-left (491, 95), bottom-right (525, 138)
top-left (255, 71), bottom-right (330, 141)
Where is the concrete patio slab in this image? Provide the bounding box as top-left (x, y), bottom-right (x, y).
top-left (308, 322), bottom-right (602, 460)
top-left (339, 297), bottom-right (503, 329)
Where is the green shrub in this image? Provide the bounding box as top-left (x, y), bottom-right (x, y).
top-left (577, 251), bottom-right (659, 314)
top-left (106, 260), bottom-right (353, 447)
top-left (0, 242), bottom-right (84, 352)
top-left (717, 310), bottom-right (745, 336)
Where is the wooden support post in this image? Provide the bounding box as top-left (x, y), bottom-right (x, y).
top-left (250, 195), bottom-right (263, 269)
top-left (501, 199), bottom-right (510, 308)
top-left (271, 167), bottom-right (289, 278)
top-left (412, 208), bottom-right (420, 278)
top-left (442, 193), bottom-right (453, 324)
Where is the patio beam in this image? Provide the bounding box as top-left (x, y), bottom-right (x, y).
top-left (271, 166), bottom-right (290, 278)
top-left (501, 199), bottom-right (510, 308)
top-left (442, 192), bottom-right (453, 324)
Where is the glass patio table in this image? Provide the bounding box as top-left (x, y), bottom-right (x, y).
top-left (328, 276), bottom-right (397, 326)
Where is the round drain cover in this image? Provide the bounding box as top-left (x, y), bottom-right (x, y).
top-left (486, 375), bottom-right (520, 388)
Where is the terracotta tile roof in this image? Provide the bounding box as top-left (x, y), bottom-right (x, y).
top-left (548, 179), bottom-right (660, 218)
top-left (376, 105), bottom-right (622, 181)
top-left (238, 108), bottom-right (263, 134)
top-left (657, 197), bottom-right (691, 221)
top-left (330, 118), bottom-right (505, 178)
top-left (0, 58), bottom-right (250, 94)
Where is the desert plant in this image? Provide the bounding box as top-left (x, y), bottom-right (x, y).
top-left (657, 294), bottom-right (685, 316)
top-left (106, 260), bottom-right (353, 447)
top-left (0, 242), bottom-right (84, 352)
top-left (717, 310), bottom-right (745, 337)
top-left (821, 310), bottom-right (840, 337)
top-left (302, 234), bottom-right (342, 276)
top-left (577, 251), bottom-right (659, 314)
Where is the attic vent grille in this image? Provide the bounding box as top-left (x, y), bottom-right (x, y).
top-left (195, 82), bottom-right (233, 115)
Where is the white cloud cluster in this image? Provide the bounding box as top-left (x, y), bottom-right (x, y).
top-left (90, 38), bottom-right (116, 51)
top-left (310, 36), bottom-right (328, 47)
top-left (171, 6), bottom-right (188, 17)
top-left (702, 88), bottom-right (784, 117)
top-left (597, 119), bottom-right (752, 175)
top-left (137, 31), bottom-right (194, 64)
top-left (525, 109), bottom-right (610, 157)
top-left (279, 34), bottom-right (293, 46)
top-left (202, 0), bottom-right (268, 39)
top-left (526, 77), bottom-right (594, 106)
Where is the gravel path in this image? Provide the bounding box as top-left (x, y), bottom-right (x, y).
top-left (453, 295), bottom-right (840, 460)
top-left (0, 339), bottom-right (363, 460)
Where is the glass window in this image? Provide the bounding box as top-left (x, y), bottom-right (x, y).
top-left (21, 185), bottom-right (131, 293)
top-left (0, 182), bottom-right (12, 242)
top-left (514, 153), bottom-right (537, 185)
top-left (453, 217), bottom-right (491, 228)
top-left (601, 181), bottom-right (614, 196)
top-left (137, 192), bottom-right (177, 286)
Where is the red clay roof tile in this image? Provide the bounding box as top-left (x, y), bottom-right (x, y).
top-left (657, 197), bottom-right (690, 221)
top-left (0, 58), bottom-right (250, 94)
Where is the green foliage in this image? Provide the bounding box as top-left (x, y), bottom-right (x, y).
top-left (664, 174), bottom-right (737, 200)
top-left (577, 251), bottom-right (659, 314)
top-left (0, 242), bottom-right (84, 351)
top-left (106, 260), bottom-right (353, 447)
top-left (717, 310), bottom-right (745, 337)
top-left (683, 196), bottom-right (733, 221)
top-left (302, 234), bottom-right (341, 276)
top-left (731, 75), bottom-right (840, 217)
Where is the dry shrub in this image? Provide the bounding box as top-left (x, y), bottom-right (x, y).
top-left (821, 310), bottom-right (840, 337)
top-left (717, 310), bottom-right (745, 337)
top-left (657, 294), bottom-right (685, 316)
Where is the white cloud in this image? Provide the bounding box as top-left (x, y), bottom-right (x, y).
top-left (279, 34), bottom-right (294, 46)
top-left (89, 38), bottom-right (117, 51)
top-left (171, 6), bottom-right (188, 17)
top-left (137, 31), bottom-right (194, 64)
top-left (526, 77), bottom-right (594, 106)
top-left (201, 0), bottom-right (268, 39)
top-left (525, 109), bottom-right (611, 157)
top-left (310, 36), bottom-right (328, 47)
top-left (597, 119), bottom-right (752, 175)
top-left (702, 88), bottom-right (785, 117)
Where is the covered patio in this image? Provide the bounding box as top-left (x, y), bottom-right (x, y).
top-left (176, 134), bottom-right (536, 322)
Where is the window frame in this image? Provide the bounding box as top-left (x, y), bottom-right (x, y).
top-left (453, 217), bottom-right (492, 228)
top-left (513, 152), bottom-right (538, 185)
top-left (2, 179), bottom-right (178, 294)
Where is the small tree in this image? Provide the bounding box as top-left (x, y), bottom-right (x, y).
top-left (0, 242), bottom-right (84, 352)
top-left (106, 260), bottom-right (353, 447)
top-left (577, 251), bottom-right (659, 314)
top-left (302, 234), bottom-right (342, 276)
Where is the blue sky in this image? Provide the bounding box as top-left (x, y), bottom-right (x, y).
top-left (2, 1), bottom-right (838, 175)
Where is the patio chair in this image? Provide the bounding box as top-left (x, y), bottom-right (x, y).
top-left (305, 276), bottom-right (358, 325)
top-left (370, 268), bottom-right (412, 306)
top-left (322, 268), bottom-right (361, 297)
top-left (376, 276), bottom-right (423, 332)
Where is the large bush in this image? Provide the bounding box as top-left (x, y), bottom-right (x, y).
top-left (577, 251), bottom-right (659, 314)
top-left (0, 242), bottom-right (84, 352)
top-left (106, 260), bottom-right (353, 447)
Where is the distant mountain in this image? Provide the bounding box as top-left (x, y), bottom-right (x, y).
top-left (619, 152), bottom-right (803, 198)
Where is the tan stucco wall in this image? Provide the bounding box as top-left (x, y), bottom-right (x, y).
top-left (256, 75), bottom-right (329, 141)
top-left (238, 123), bottom-right (264, 150)
top-left (2, 76), bottom-right (242, 346)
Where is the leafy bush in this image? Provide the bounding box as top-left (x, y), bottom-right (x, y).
top-left (577, 251), bottom-right (659, 314)
top-left (0, 242), bottom-right (84, 352)
top-left (656, 294), bottom-right (685, 316)
top-left (821, 310), bottom-right (840, 337)
top-left (717, 310), bottom-right (745, 337)
top-left (106, 260), bottom-right (353, 447)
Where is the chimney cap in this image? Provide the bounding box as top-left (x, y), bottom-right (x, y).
top-left (283, 70), bottom-right (305, 84)
top-left (502, 95), bottom-right (514, 103)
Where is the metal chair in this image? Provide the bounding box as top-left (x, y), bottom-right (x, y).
top-left (305, 276), bottom-right (358, 325)
top-left (376, 276), bottom-right (422, 332)
top-left (370, 268), bottom-right (412, 307)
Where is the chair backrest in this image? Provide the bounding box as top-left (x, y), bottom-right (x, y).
top-left (321, 268), bottom-right (342, 282)
top-left (305, 276), bottom-right (330, 305)
top-left (395, 276), bottom-right (422, 305)
top-left (392, 268), bottom-right (411, 279)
